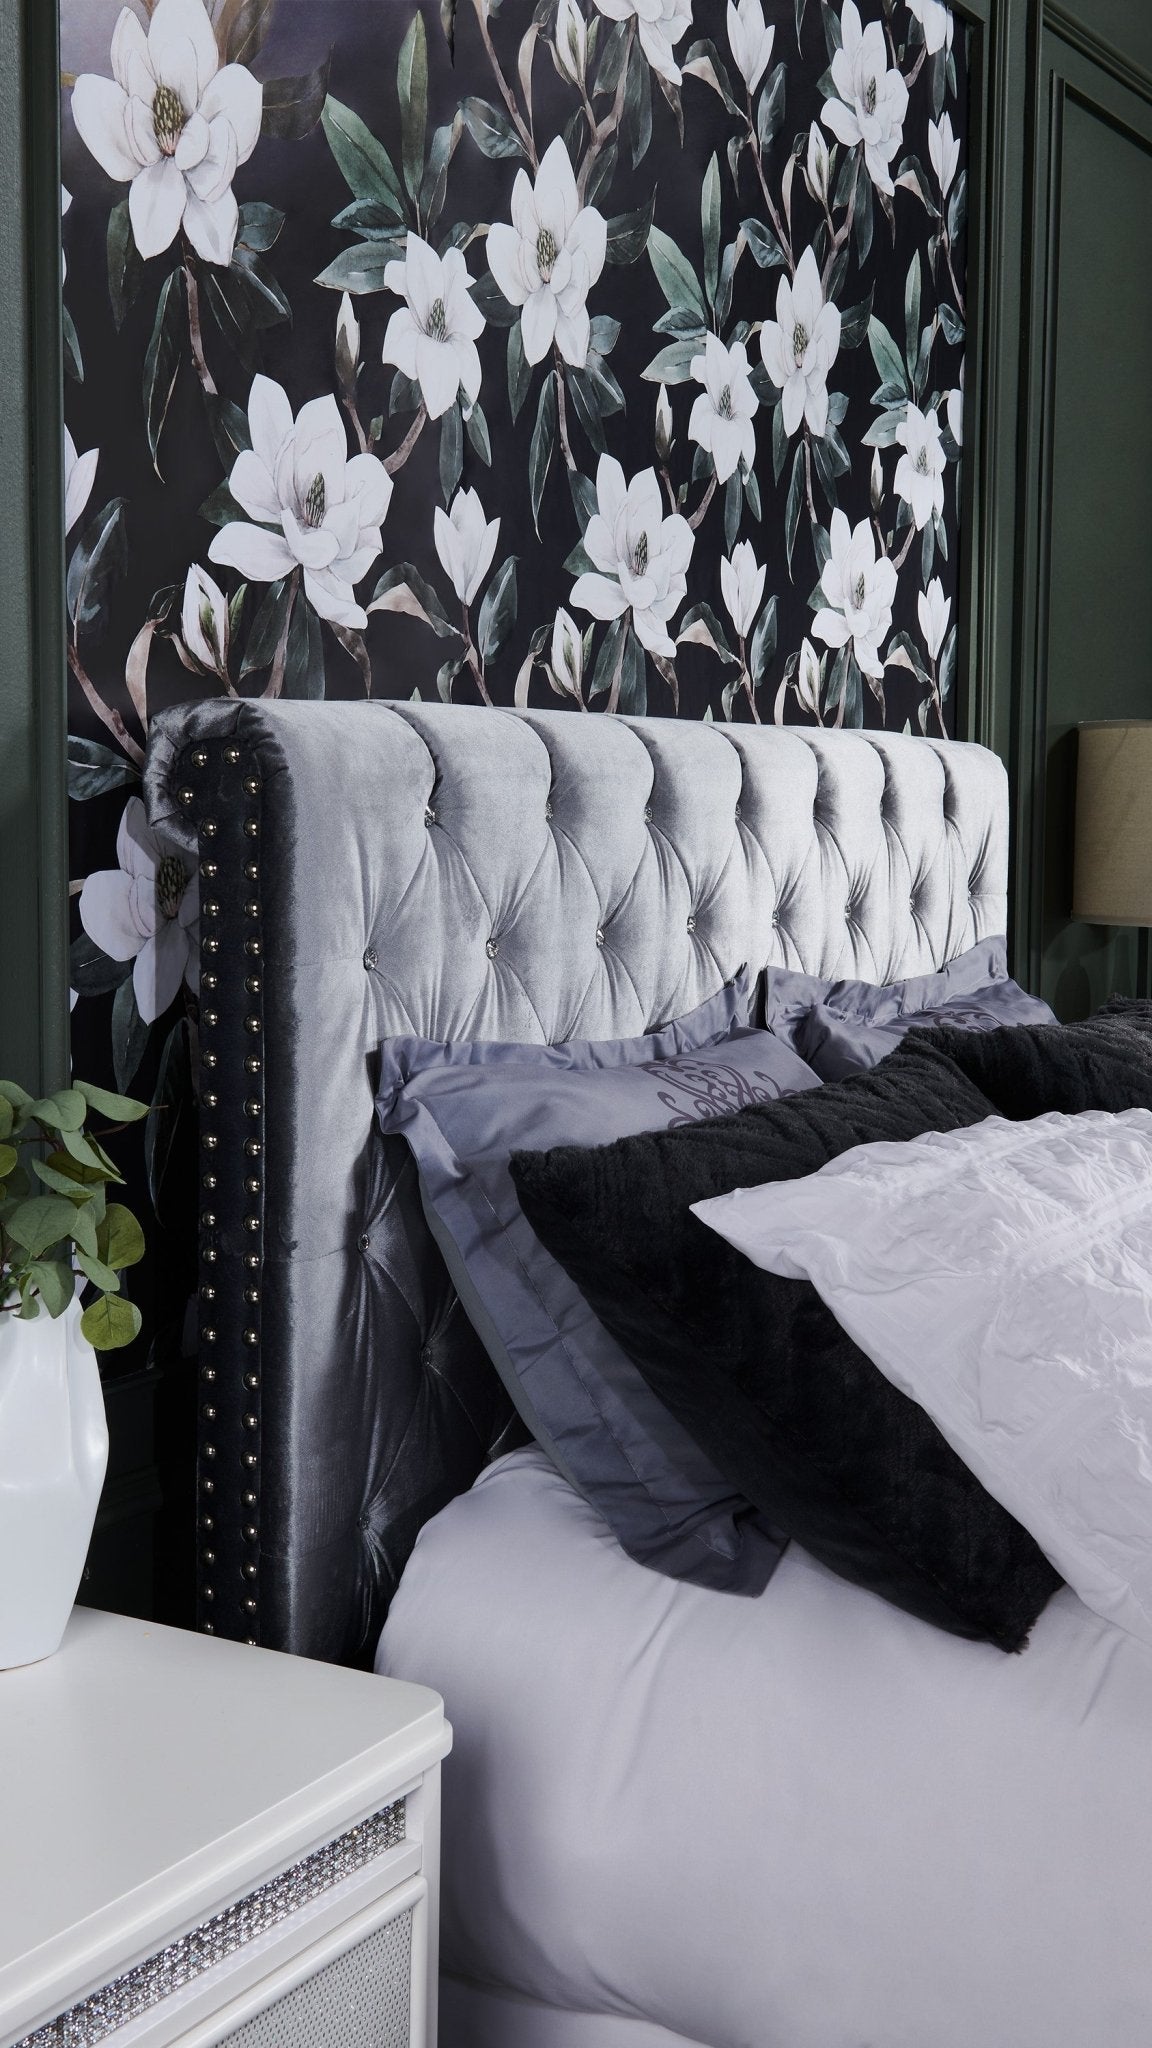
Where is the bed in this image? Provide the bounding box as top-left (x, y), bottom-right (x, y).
top-left (143, 703), bottom-right (1152, 2047)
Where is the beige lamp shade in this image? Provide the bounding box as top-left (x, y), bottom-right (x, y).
top-left (1073, 722), bottom-right (1152, 926)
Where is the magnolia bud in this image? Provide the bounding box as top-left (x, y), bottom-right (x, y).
top-left (553, 0), bottom-right (587, 85)
top-left (805, 122), bottom-right (830, 205)
top-left (549, 607), bottom-right (584, 700)
top-left (796, 638), bottom-right (822, 718)
top-left (655, 383), bottom-right (673, 463)
top-left (336, 291), bottom-right (360, 395)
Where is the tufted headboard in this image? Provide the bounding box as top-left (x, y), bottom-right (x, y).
top-left (144, 701), bottom-right (1009, 1665)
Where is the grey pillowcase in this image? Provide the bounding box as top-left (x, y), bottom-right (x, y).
top-left (375, 976), bottom-right (821, 1593)
top-left (763, 937), bottom-right (1056, 1082)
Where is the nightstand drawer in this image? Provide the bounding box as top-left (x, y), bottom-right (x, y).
top-left (12, 1804), bottom-right (430, 2048)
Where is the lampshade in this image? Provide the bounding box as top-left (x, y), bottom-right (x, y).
top-left (1073, 721), bottom-right (1152, 926)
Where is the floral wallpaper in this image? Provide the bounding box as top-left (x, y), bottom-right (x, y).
top-left (60, 0), bottom-right (967, 1365)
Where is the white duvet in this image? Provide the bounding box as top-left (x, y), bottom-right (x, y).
top-left (696, 1108), bottom-right (1152, 1652)
top-left (380, 1445), bottom-right (1152, 2048)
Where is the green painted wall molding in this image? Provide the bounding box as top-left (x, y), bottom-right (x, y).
top-left (0, 0), bottom-right (68, 1093)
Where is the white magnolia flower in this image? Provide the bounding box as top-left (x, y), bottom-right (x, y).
top-left (71, 0), bottom-right (261, 266)
top-left (80, 797), bottom-right (199, 1026)
top-left (726, 0), bottom-right (774, 94)
top-left (908, 0), bottom-right (953, 55)
top-left (760, 246), bottom-right (841, 439)
top-left (928, 113), bottom-right (960, 195)
top-left (209, 375), bottom-right (393, 629)
top-left (550, 608), bottom-right (585, 699)
top-left (181, 564), bottom-right (229, 675)
top-left (435, 487), bottom-right (500, 606)
top-left (894, 402), bottom-right (947, 530)
top-left (592, 0), bottom-right (693, 86)
top-left (805, 123), bottom-right (831, 205)
top-left (486, 138), bottom-right (607, 369)
top-left (655, 382), bottom-right (673, 462)
top-left (812, 508), bottom-right (897, 680)
top-left (553, 0), bottom-right (588, 85)
top-left (382, 233), bottom-right (484, 421)
top-left (721, 541), bottom-right (766, 641)
top-left (821, 1), bottom-right (909, 197)
top-left (947, 366), bottom-right (964, 448)
top-left (571, 454), bottom-right (694, 657)
top-left (796, 638), bottom-right (823, 718)
top-left (61, 185), bottom-right (71, 284)
top-left (336, 291), bottom-right (360, 379)
top-left (918, 577), bottom-right (950, 663)
top-left (688, 334), bottom-right (758, 483)
top-left (65, 427), bottom-right (99, 536)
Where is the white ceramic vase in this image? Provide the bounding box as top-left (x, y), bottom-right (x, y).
top-left (0, 1295), bottom-right (108, 1668)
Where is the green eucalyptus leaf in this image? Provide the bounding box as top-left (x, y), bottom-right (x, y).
top-left (32, 1159), bottom-right (96, 1197)
top-left (28, 1089), bottom-right (87, 1133)
top-left (58, 1125), bottom-right (114, 1174)
top-left (76, 1250), bottom-right (121, 1294)
top-left (0, 1082), bottom-right (31, 1111)
top-left (4, 1196), bottom-right (80, 1258)
top-left (80, 1293), bottom-right (142, 1352)
top-left (26, 1260), bottom-right (75, 1318)
top-left (0, 1143), bottom-right (16, 1178)
top-left (73, 1080), bottom-right (149, 1124)
top-left (0, 1096), bottom-right (12, 1140)
top-left (398, 13), bottom-right (428, 198)
top-left (68, 1201), bottom-right (99, 1261)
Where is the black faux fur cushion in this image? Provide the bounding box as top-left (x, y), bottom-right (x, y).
top-left (923, 997), bottom-right (1152, 1118)
top-left (510, 1032), bottom-right (1062, 1652)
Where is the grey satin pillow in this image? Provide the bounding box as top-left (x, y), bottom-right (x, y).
top-left (763, 937), bottom-right (1056, 1082)
top-left (375, 976), bottom-right (821, 1593)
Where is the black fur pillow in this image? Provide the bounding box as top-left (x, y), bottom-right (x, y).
top-left (511, 1032), bottom-right (1061, 1652)
top-left (923, 997), bottom-right (1152, 1118)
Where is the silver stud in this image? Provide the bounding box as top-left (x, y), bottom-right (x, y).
top-left (244, 1328), bottom-right (259, 1345)
top-left (202, 1175), bottom-right (217, 1192)
top-left (201, 1366), bottom-right (217, 1383)
top-left (203, 1328), bottom-right (217, 1344)
top-left (204, 1134), bottom-right (219, 1151)
top-left (245, 1055), bottom-right (262, 1074)
top-left (203, 1586), bottom-right (215, 1602)
top-left (200, 1477), bottom-right (215, 1493)
top-left (245, 1252), bottom-right (260, 1270)
top-left (202, 1404), bottom-right (217, 1420)
top-left (245, 900), bottom-right (259, 918)
top-left (225, 745), bottom-right (241, 765)
top-left (245, 862), bottom-right (258, 882)
top-left (203, 1052), bottom-right (217, 1070)
top-left (246, 1139), bottom-right (262, 1156)
top-left (202, 861), bottom-right (218, 880)
top-left (244, 1413), bottom-right (258, 1429)
top-left (244, 1525), bottom-right (258, 1541)
top-left (244, 1215), bottom-right (259, 1232)
top-left (203, 1092), bottom-right (218, 1109)
top-left (203, 819), bottom-right (218, 837)
top-left (245, 936), bottom-right (261, 955)
top-left (203, 972), bottom-right (218, 991)
top-left (204, 936), bottom-right (219, 954)
top-left (203, 900), bottom-right (220, 918)
top-left (201, 1514), bottom-right (215, 1531)
top-left (243, 1562), bottom-right (258, 1579)
top-left (201, 1282), bottom-right (217, 1299)
top-left (246, 1176), bottom-right (261, 1194)
top-left (244, 1371), bottom-right (259, 1389)
top-left (243, 775), bottom-right (260, 795)
top-left (243, 1452), bottom-right (258, 1469)
top-left (244, 1597), bottom-right (257, 1612)
top-left (204, 1444), bottom-right (217, 1459)
top-left (191, 748), bottom-right (209, 768)
top-left (203, 1009), bottom-right (218, 1028)
top-left (203, 1622), bottom-right (215, 1634)
top-left (245, 974), bottom-right (261, 994)
top-left (245, 1098), bottom-right (260, 1116)
top-left (244, 1491), bottom-right (257, 1506)
top-left (178, 786), bottom-right (194, 806)
top-left (245, 1286), bottom-right (259, 1304)
top-left (202, 1210), bottom-right (216, 1228)
top-left (246, 1636), bottom-right (256, 1646)
top-left (203, 1551), bottom-right (216, 1565)
top-left (245, 819), bottom-right (259, 838)
top-left (204, 1247), bottom-right (218, 1263)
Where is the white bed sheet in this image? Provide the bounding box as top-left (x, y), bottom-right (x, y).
top-left (378, 1446), bottom-right (1152, 2048)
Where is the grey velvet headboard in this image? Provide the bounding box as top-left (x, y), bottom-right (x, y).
top-left (144, 701), bottom-right (1009, 1665)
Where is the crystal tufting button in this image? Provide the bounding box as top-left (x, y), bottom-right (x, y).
top-left (687, 914), bottom-right (697, 934)
top-left (486, 937), bottom-right (499, 959)
top-left (363, 945), bottom-right (378, 970)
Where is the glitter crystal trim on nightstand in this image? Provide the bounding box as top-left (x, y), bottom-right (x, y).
top-left (15, 1802), bottom-right (407, 2048)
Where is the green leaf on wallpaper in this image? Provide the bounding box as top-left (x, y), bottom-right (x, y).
top-left (216, 0), bottom-right (274, 68)
top-left (422, 117), bottom-right (463, 227)
top-left (604, 194), bottom-right (656, 267)
top-left (838, 287), bottom-right (873, 350)
top-left (436, 657), bottom-right (463, 702)
top-left (440, 0), bottom-right (457, 56)
top-left (67, 736), bottom-right (139, 803)
top-left (262, 54), bottom-right (333, 141)
top-left (701, 155), bottom-right (721, 309)
top-left (785, 444), bottom-right (804, 574)
top-left (618, 627), bottom-right (647, 716)
top-left (315, 241), bottom-right (398, 294)
top-left (585, 140), bottom-right (618, 213)
top-left (332, 199), bottom-right (404, 242)
top-left (66, 498), bottom-right (128, 643)
top-left (940, 625), bottom-right (958, 704)
top-left (231, 248), bottom-right (292, 328)
top-left (682, 39), bottom-right (742, 119)
top-left (241, 577), bottom-right (293, 677)
top-left (723, 471), bottom-right (742, 552)
top-left (389, 371), bottom-right (422, 416)
top-left (470, 271), bottom-right (519, 327)
top-left (743, 463), bottom-right (762, 522)
top-left (106, 199), bottom-right (143, 332)
top-left (641, 341), bottom-right (698, 385)
top-left (740, 217), bottom-right (786, 271)
top-left (63, 307), bottom-right (84, 385)
top-left (566, 369), bottom-right (606, 455)
top-left (478, 557), bottom-right (518, 663)
top-left (398, 14), bottom-right (429, 199)
top-left (904, 251), bottom-right (922, 377)
top-left (771, 403), bottom-right (788, 484)
top-left (948, 170), bottom-right (968, 244)
top-left (143, 269), bottom-right (184, 477)
top-left (111, 978), bottom-right (150, 1095)
top-left (529, 376), bottom-right (557, 535)
top-left (595, 19), bottom-right (630, 98)
top-left (867, 316), bottom-right (907, 397)
top-left (677, 603), bottom-right (738, 665)
top-left (568, 468), bottom-right (598, 534)
top-left (367, 565), bottom-right (461, 639)
top-left (202, 269), bottom-right (258, 372)
top-left (237, 203), bottom-right (285, 253)
top-left (939, 303), bottom-right (965, 346)
top-left (589, 613), bottom-right (626, 699)
top-left (440, 405), bottom-right (464, 506)
top-left (465, 400), bottom-right (492, 466)
top-left (145, 1018), bottom-right (191, 1217)
top-left (205, 394), bottom-right (252, 472)
top-left (853, 168), bottom-right (873, 265)
top-left (69, 934), bottom-right (132, 1000)
top-left (461, 97), bottom-right (525, 160)
top-left (623, 32), bottom-right (653, 170)
top-left (198, 482), bottom-right (248, 527)
top-left (750, 595), bottom-right (778, 689)
top-left (283, 595), bottom-right (326, 700)
top-left (321, 97), bottom-right (406, 219)
top-left (647, 226), bottom-right (708, 324)
top-left (652, 304), bottom-right (706, 339)
top-left (715, 240), bottom-right (738, 328)
top-left (756, 65), bottom-right (786, 151)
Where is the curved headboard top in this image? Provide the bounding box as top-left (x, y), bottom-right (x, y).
top-left (145, 702), bottom-right (1008, 1662)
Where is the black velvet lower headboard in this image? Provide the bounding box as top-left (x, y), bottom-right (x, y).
top-left (144, 697), bottom-right (1008, 1664)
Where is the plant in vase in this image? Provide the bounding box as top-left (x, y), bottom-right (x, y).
top-left (0, 1079), bottom-right (148, 1669)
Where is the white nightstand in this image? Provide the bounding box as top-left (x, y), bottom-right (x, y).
top-left (0, 1609), bottom-right (450, 2048)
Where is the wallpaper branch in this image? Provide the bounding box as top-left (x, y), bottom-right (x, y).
top-left (60, 0), bottom-right (967, 1367)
